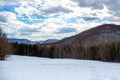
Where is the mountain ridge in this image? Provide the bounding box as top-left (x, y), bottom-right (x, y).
top-left (56, 24), bottom-right (120, 45)
top-left (8, 38), bottom-right (59, 44)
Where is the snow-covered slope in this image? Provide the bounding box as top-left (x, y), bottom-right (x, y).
top-left (0, 55), bottom-right (120, 80)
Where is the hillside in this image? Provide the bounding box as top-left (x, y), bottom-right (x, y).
top-left (57, 24), bottom-right (120, 45)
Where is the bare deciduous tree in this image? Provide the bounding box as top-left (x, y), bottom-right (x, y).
top-left (0, 27), bottom-right (13, 60)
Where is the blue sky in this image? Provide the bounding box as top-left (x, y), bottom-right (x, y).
top-left (0, 0), bottom-right (119, 41)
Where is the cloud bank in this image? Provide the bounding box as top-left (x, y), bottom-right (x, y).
top-left (0, 0), bottom-right (119, 41)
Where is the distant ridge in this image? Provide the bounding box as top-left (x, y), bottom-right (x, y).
top-left (8, 38), bottom-right (59, 44)
top-left (8, 38), bottom-right (34, 44)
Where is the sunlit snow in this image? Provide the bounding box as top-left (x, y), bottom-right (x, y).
top-left (0, 55), bottom-right (120, 80)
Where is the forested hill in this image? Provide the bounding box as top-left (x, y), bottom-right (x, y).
top-left (57, 24), bottom-right (120, 45)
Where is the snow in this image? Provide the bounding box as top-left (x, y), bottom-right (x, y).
top-left (0, 55), bottom-right (120, 80)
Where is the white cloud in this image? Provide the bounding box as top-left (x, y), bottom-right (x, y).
top-left (15, 5), bottom-right (39, 16)
top-left (0, 11), bottom-right (16, 23)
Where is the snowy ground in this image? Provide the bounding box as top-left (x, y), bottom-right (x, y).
top-left (0, 55), bottom-right (120, 80)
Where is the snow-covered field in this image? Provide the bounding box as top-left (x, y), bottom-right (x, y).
top-left (0, 55), bottom-right (120, 80)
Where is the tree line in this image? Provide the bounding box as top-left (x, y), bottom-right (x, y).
top-left (11, 39), bottom-right (120, 62)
